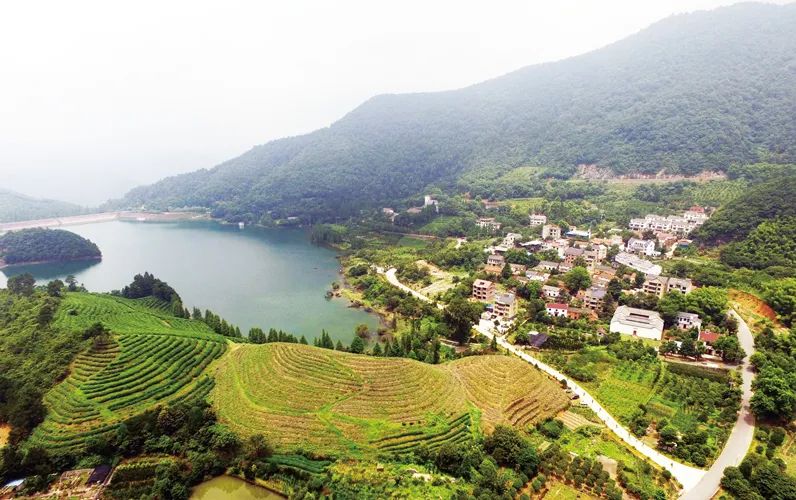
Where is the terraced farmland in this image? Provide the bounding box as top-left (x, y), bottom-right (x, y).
top-left (213, 343), bottom-right (569, 456)
top-left (53, 292), bottom-right (220, 339)
top-left (29, 294), bottom-right (227, 452)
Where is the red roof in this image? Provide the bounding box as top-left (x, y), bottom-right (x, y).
top-left (699, 331), bottom-right (720, 344)
top-left (547, 303), bottom-right (568, 310)
top-left (689, 205), bottom-right (705, 213)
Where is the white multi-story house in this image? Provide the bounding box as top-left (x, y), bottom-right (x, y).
top-left (546, 303), bottom-right (569, 318)
top-left (477, 218), bottom-right (502, 231)
top-left (676, 312), bottom-right (703, 331)
top-left (626, 238), bottom-right (656, 257)
top-left (542, 285), bottom-right (562, 299)
top-left (529, 214), bottom-right (547, 226)
top-left (502, 233), bottom-right (522, 247)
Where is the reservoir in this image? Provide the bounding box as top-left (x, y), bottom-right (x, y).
top-left (191, 475), bottom-right (284, 499)
top-left (0, 221), bottom-right (379, 344)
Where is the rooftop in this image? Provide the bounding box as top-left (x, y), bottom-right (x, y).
top-left (495, 293), bottom-right (516, 305)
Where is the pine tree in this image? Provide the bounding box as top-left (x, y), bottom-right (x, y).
top-left (372, 343), bottom-right (383, 356)
top-left (299, 335), bottom-right (308, 345)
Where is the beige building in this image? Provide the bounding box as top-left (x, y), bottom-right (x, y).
top-left (643, 275), bottom-right (694, 297)
top-left (494, 293), bottom-right (518, 319)
top-left (542, 224), bottom-right (561, 240)
top-left (472, 279), bottom-right (495, 302)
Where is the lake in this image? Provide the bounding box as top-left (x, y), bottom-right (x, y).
top-left (0, 221), bottom-right (379, 344)
top-left (191, 475), bottom-right (284, 499)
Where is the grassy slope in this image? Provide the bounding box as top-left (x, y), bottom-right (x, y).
top-left (213, 343), bottom-right (570, 456)
top-left (28, 293), bottom-right (227, 452)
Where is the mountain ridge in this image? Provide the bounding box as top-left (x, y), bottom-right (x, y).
top-left (116, 2), bottom-right (796, 220)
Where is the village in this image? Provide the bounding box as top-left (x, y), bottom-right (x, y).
top-left (466, 204), bottom-right (729, 360)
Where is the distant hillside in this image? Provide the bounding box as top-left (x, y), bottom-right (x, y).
top-left (0, 228), bottom-right (101, 266)
top-left (0, 189), bottom-right (84, 223)
top-left (118, 3), bottom-right (796, 220)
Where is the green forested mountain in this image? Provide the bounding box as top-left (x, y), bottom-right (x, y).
top-left (116, 3), bottom-right (796, 221)
top-left (695, 177), bottom-right (796, 245)
top-left (0, 229), bottom-right (101, 266)
top-left (0, 190), bottom-right (84, 223)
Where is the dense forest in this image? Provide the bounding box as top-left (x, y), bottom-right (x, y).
top-left (0, 229), bottom-right (101, 266)
top-left (0, 190), bottom-right (84, 224)
top-left (115, 3), bottom-right (796, 221)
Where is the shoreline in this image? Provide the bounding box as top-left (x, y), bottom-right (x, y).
top-left (0, 255), bottom-right (102, 271)
top-left (0, 210), bottom-right (209, 233)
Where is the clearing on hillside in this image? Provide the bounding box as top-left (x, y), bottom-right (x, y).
top-left (213, 343), bottom-right (569, 456)
top-left (29, 293), bottom-right (227, 452)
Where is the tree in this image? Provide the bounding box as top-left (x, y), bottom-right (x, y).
top-left (350, 336), bottom-right (365, 354)
top-left (679, 337), bottom-right (697, 358)
top-left (7, 273), bottom-right (35, 296)
top-left (46, 279), bottom-right (64, 297)
top-left (563, 266), bottom-right (591, 294)
top-left (659, 340), bottom-right (678, 356)
top-left (607, 278), bottom-right (623, 300)
top-left (65, 274), bottom-right (78, 291)
top-left (443, 297), bottom-right (482, 344)
top-left (355, 323), bottom-right (370, 338)
top-left (714, 335), bottom-right (746, 363)
top-left (501, 263), bottom-right (512, 280)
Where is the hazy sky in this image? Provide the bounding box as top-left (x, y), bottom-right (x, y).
top-left (0, 0), bottom-right (782, 205)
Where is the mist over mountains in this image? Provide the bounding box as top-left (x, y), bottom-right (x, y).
top-left (118, 3), bottom-right (796, 219)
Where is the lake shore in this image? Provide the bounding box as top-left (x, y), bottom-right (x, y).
top-left (0, 210), bottom-right (209, 233)
top-left (0, 255), bottom-right (102, 271)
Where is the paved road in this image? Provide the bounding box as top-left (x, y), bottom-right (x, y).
top-left (472, 320), bottom-right (706, 491)
top-left (381, 269), bottom-right (756, 495)
top-left (680, 310), bottom-right (755, 499)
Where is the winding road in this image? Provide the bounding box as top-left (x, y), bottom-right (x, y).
top-left (380, 267), bottom-right (757, 497)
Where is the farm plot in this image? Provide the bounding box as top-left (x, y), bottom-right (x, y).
top-left (30, 313), bottom-right (226, 452)
top-left (213, 343), bottom-right (569, 456)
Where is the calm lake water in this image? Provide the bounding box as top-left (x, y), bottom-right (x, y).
top-left (0, 221), bottom-right (379, 343)
top-left (191, 475), bottom-right (284, 499)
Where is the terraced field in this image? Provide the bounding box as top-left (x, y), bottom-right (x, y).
top-left (53, 292), bottom-right (221, 339)
top-left (213, 343), bottom-right (569, 456)
top-left (29, 293), bottom-right (227, 452)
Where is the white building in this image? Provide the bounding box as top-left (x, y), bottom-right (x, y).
top-left (529, 214), bottom-right (547, 226)
top-left (676, 312), bottom-right (703, 331)
top-left (477, 218), bottom-right (502, 231)
top-left (542, 285), bottom-right (562, 299)
top-left (502, 233), bottom-right (522, 247)
top-left (614, 252), bottom-right (662, 276)
top-left (610, 306), bottom-right (664, 340)
top-left (626, 238), bottom-right (656, 257)
top-left (546, 303), bottom-right (569, 318)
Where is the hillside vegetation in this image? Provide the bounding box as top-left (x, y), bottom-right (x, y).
top-left (0, 228), bottom-right (101, 266)
top-left (696, 177), bottom-right (796, 245)
top-left (117, 3), bottom-right (796, 220)
top-left (29, 293), bottom-right (227, 452)
top-left (213, 343), bottom-right (569, 456)
top-left (0, 190), bottom-right (84, 224)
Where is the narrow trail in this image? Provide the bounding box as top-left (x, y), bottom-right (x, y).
top-left (381, 267), bottom-right (757, 496)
